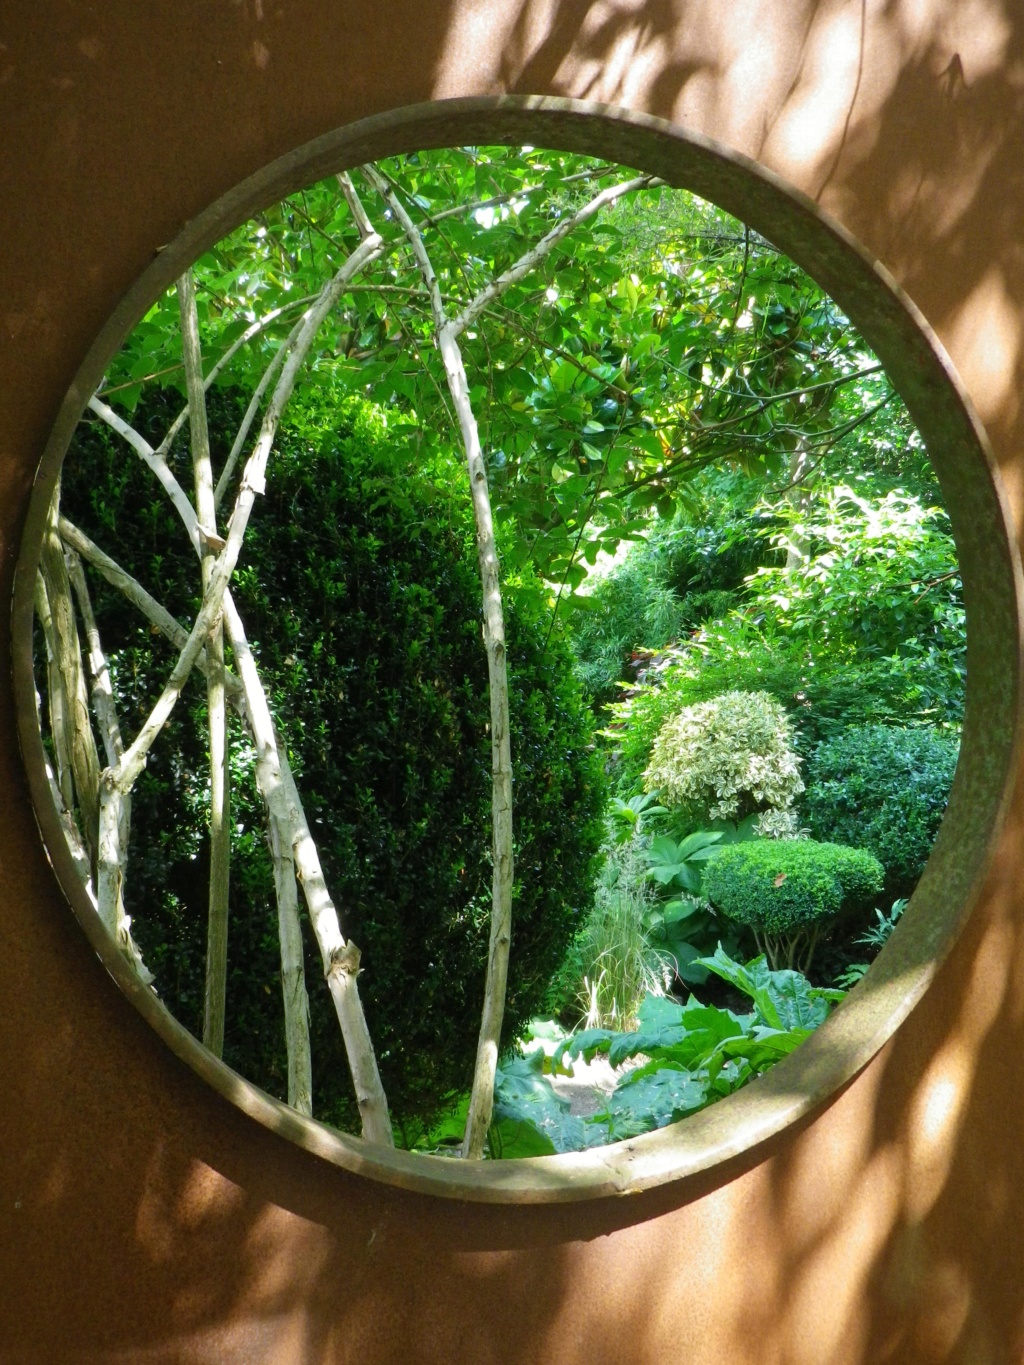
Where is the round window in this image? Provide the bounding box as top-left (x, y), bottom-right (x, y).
top-left (14, 99), bottom-right (1020, 1201)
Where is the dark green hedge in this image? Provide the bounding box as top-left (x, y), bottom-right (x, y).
top-left (63, 390), bottom-right (605, 1135)
top-left (702, 839), bottom-right (884, 936)
top-left (803, 725), bottom-right (959, 896)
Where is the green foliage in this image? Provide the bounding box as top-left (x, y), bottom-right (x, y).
top-left (701, 839), bottom-right (884, 971)
top-left (487, 949), bottom-right (843, 1154)
top-left (638, 817), bottom-right (756, 984)
top-left (752, 487), bottom-right (963, 673)
top-left (64, 391), bottom-right (605, 1132)
top-left (644, 689), bottom-right (804, 828)
top-left (106, 146), bottom-right (915, 602)
top-left (568, 507), bottom-right (770, 705)
top-left (570, 563), bottom-right (685, 705)
top-left (606, 486), bottom-right (963, 794)
top-left (645, 829), bottom-right (726, 894)
top-left (543, 838), bottom-right (670, 1030)
top-left (64, 144), bottom-right (954, 1137)
top-left (606, 791), bottom-right (667, 845)
top-left (803, 726), bottom-right (958, 897)
top-left (833, 897), bottom-right (908, 989)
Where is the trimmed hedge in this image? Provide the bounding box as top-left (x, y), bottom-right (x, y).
top-left (62, 390), bottom-right (606, 1134)
top-left (702, 839), bottom-right (884, 938)
top-left (803, 725), bottom-right (959, 895)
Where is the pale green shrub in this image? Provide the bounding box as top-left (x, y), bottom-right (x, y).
top-left (552, 840), bottom-right (671, 1031)
top-left (644, 689), bottom-right (804, 826)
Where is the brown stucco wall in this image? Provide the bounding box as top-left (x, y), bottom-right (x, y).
top-left (3, 4), bottom-right (1024, 1361)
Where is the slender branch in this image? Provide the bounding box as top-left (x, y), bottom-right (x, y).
top-left (40, 485), bottom-right (101, 852)
top-left (446, 174), bottom-right (652, 337)
top-left (362, 165), bottom-right (513, 1159)
top-left (66, 552), bottom-right (123, 767)
top-left (88, 395), bottom-right (204, 555)
top-left (338, 171), bottom-right (375, 240)
top-left (34, 571), bottom-right (75, 814)
top-left (213, 309), bottom-right (303, 511)
top-left (179, 268), bottom-right (231, 1059)
top-left (96, 362), bottom-right (185, 397)
top-left (222, 594), bottom-right (389, 1140)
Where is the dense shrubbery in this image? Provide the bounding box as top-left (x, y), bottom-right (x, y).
top-left (569, 506), bottom-right (774, 705)
top-left (803, 725), bottom-right (959, 896)
top-left (64, 391), bottom-right (605, 1133)
top-left (702, 839), bottom-right (884, 970)
top-left (605, 488), bottom-right (964, 794)
top-left (644, 689), bottom-right (804, 831)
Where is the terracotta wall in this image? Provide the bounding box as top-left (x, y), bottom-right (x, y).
top-left (3, 4), bottom-right (1024, 1361)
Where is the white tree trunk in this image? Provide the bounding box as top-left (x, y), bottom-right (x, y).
top-left (39, 485), bottom-right (101, 855)
top-left (178, 268), bottom-right (231, 1059)
top-left (436, 328), bottom-right (514, 1162)
top-left (224, 594), bottom-right (391, 1144)
top-left (269, 814), bottom-right (312, 1114)
top-left (34, 572), bottom-right (75, 815)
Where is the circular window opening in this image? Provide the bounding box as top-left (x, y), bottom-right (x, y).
top-left (14, 100), bottom-right (1020, 1201)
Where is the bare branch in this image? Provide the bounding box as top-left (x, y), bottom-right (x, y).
top-left (361, 165), bottom-right (447, 332)
top-left (40, 486), bottom-right (101, 851)
top-left (87, 395), bottom-right (204, 555)
top-left (66, 551), bottom-right (123, 768)
top-left (363, 164), bottom-right (513, 1159)
top-left (338, 171), bottom-right (375, 240)
top-left (214, 309), bottom-right (303, 512)
top-left (178, 267), bottom-right (231, 1059)
top-left (222, 593), bottom-right (390, 1141)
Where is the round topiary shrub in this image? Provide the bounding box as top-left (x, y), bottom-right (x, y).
top-left (61, 390), bottom-right (606, 1137)
top-left (643, 689), bottom-right (804, 832)
top-left (803, 725), bottom-right (959, 896)
top-left (702, 839), bottom-right (884, 972)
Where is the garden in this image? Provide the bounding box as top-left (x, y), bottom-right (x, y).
top-left (34, 145), bottom-right (964, 1158)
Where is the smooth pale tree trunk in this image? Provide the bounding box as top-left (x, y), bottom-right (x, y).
top-left (437, 327), bottom-right (514, 1161)
top-left (360, 164), bottom-right (648, 1157)
top-left (39, 484), bottom-right (101, 857)
top-left (223, 595), bottom-right (390, 1140)
top-left (359, 167), bottom-right (514, 1159)
top-left (178, 269), bottom-right (231, 1059)
top-left (83, 229), bottom-right (396, 1137)
top-left (269, 814), bottom-right (313, 1115)
top-left (65, 549), bottom-right (153, 983)
top-left (34, 572), bottom-right (75, 816)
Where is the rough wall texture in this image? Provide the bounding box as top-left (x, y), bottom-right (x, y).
top-left (3, 4), bottom-right (1024, 1362)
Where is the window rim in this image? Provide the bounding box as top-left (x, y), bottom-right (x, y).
top-left (13, 94), bottom-right (1021, 1203)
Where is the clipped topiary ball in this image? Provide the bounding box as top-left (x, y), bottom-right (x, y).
top-left (803, 724), bottom-right (959, 896)
top-left (702, 838), bottom-right (884, 972)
